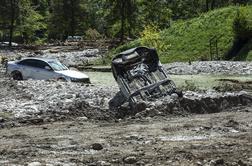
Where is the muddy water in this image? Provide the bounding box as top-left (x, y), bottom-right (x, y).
top-left (86, 71), bottom-right (252, 89)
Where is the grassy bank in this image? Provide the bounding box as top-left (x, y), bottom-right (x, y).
top-left (109, 6), bottom-right (252, 64)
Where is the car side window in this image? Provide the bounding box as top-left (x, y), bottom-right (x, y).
top-left (31, 60), bottom-right (48, 69)
top-left (18, 59), bottom-right (51, 70)
top-left (18, 59), bottom-right (33, 66)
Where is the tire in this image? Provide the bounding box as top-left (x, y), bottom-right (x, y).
top-left (174, 89), bottom-right (183, 98)
top-left (57, 77), bottom-right (67, 82)
top-left (11, 71), bottom-right (23, 80)
top-left (109, 91), bottom-right (127, 109)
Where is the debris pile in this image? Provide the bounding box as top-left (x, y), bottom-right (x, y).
top-left (0, 76), bottom-right (251, 125)
top-left (0, 48), bottom-right (101, 67)
top-left (165, 61), bottom-right (252, 75)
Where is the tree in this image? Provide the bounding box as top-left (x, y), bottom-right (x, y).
top-left (48, 0), bottom-right (87, 40)
top-left (0, 0), bottom-right (19, 46)
top-left (138, 0), bottom-right (172, 29)
top-left (0, 0), bottom-right (46, 45)
top-left (105, 0), bottom-right (138, 42)
top-left (18, 0), bottom-right (46, 43)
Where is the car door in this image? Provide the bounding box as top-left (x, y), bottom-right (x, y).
top-left (17, 59), bottom-right (35, 79)
top-left (28, 59), bottom-right (56, 80)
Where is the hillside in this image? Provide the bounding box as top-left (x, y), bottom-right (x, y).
top-left (111, 6), bottom-right (252, 63)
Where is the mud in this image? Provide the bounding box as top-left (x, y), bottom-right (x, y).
top-left (0, 66), bottom-right (252, 166)
top-left (0, 68), bottom-right (251, 127)
top-left (0, 49), bottom-right (252, 165)
top-left (165, 61), bottom-right (252, 75)
top-left (0, 108), bottom-right (251, 165)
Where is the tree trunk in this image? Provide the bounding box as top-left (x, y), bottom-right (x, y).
top-left (9, 0), bottom-right (16, 47)
top-left (70, 0), bottom-right (75, 36)
top-left (206, 0), bottom-right (209, 11)
top-left (211, 0), bottom-right (216, 10)
top-left (120, 1), bottom-right (125, 43)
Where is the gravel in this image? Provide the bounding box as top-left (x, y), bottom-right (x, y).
top-left (165, 61), bottom-right (252, 75)
top-left (0, 48), bottom-right (101, 67)
top-left (1, 49), bottom-right (252, 124)
top-left (2, 49), bottom-right (252, 75)
top-left (0, 74), bottom-right (251, 124)
top-left (41, 49), bottom-right (100, 66)
top-left (0, 79), bottom-right (117, 119)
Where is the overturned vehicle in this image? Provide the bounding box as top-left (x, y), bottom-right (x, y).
top-left (109, 47), bottom-right (182, 108)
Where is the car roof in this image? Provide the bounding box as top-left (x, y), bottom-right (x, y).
top-left (20, 57), bottom-right (58, 63)
top-left (118, 46), bottom-right (150, 56)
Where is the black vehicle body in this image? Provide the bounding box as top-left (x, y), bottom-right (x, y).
top-left (111, 47), bottom-right (181, 107)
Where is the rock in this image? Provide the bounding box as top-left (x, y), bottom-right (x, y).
top-left (77, 116), bottom-right (88, 121)
top-left (171, 93), bottom-right (179, 100)
top-left (195, 161), bottom-right (203, 166)
top-left (27, 162), bottom-right (42, 166)
top-left (136, 161), bottom-right (145, 165)
top-left (124, 156), bottom-right (137, 164)
top-left (96, 160), bottom-right (111, 166)
top-left (237, 160), bottom-right (247, 166)
top-left (0, 117), bottom-right (5, 123)
top-left (92, 143), bottom-right (103, 150)
top-left (45, 164), bottom-right (54, 166)
top-left (209, 158), bottom-right (224, 166)
top-left (224, 119), bottom-right (239, 128)
top-left (134, 102), bottom-right (147, 111)
top-left (217, 160), bottom-right (225, 165)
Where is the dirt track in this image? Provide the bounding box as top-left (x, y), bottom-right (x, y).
top-left (0, 107), bottom-right (251, 166)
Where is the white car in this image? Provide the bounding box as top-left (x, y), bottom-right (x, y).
top-left (7, 57), bottom-right (90, 83)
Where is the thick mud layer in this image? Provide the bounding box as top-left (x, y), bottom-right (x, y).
top-left (0, 55), bottom-right (252, 165)
top-left (0, 68), bottom-right (251, 128)
top-left (0, 108), bottom-right (251, 165)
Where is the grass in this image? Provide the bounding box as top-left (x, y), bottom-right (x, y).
top-left (86, 71), bottom-right (252, 92)
top-left (247, 50), bottom-right (252, 61)
top-left (109, 5), bottom-right (252, 64)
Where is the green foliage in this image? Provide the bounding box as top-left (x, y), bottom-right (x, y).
top-left (105, 0), bottom-right (138, 41)
top-left (138, 0), bottom-right (172, 29)
top-left (0, 0), bottom-right (251, 46)
top-left (18, 0), bottom-right (46, 43)
top-left (247, 51), bottom-right (252, 61)
top-left (233, 7), bottom-right (252, 39)
top-left (233, 39), bottom-right (252, 61)
top-left (140, 25), bottom-right (170, 53)
top-left (85, 28), bottom-right (102, 40)
top-left (112, 5), bottom-right (252, 63)
top-left (48, 0), bottom-right (87, 39)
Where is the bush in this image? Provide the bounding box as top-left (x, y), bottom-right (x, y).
top-left (85, 28), bottom-right (102, 40)
top-left (233, 8), bottom-right (252, 39)
top-left (140, 25), bottom-right (170, 52)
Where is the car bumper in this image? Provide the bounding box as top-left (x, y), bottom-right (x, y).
top-left (71, 78), bottom-right (91, 83)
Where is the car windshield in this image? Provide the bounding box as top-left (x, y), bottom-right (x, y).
top-left (48, 60), bottom-right (68, 71)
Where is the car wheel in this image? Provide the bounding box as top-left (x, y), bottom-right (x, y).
top-left (57, 77), bottom-right (67, 82)
top-left (109, 91), bottom-right (127, 109)
top-left (11, 71), bottom-right (23, 80)
top-left (174, 89), bottom-right (183, 98)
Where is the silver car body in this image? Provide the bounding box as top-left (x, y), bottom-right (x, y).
top-left (7, 57), bottom-right (90, 83)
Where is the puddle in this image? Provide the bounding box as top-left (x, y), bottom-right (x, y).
top-left (159, 135), bottom-right (208, 141)
top-left (86, 71), bottom-right (252, 90)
